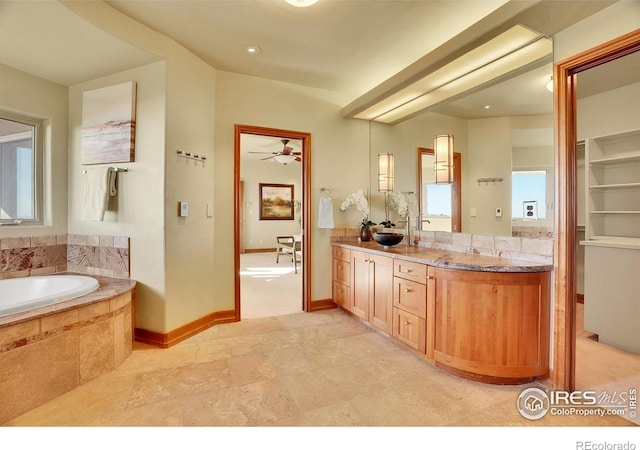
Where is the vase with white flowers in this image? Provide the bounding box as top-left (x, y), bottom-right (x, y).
top-left (340, 189), bottom-right (376, 241)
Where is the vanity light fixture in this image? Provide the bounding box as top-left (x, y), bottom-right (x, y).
top-left (285, 0), bottom-right (319, 7)
top-left (434, 134), bottom-right (454, 184)
top-left (274, 154), bottom-right (297, 165)
top-left (378, 153), bottom-right (395, 192)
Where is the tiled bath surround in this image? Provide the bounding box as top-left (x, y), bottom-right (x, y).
top-left (330, 228), bottom-right (554, 265)
top-left (0, 287), bottom-right (134, 424)
top-left (0, 234), bottom-right (130, 279)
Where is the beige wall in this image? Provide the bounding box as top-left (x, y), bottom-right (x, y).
top-left (214, 70), bottom-right (369, 303)
top-left (68, 61), bottom-right (168, 332)
top-left (0, 64), bottom-right (68, 238)
top-left (66, 1), bottom-right (218, 333)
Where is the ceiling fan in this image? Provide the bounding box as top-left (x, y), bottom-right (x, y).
top-left (248, 139), bottom-right (301, 164)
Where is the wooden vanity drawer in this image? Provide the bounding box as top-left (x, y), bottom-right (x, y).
top-left (394, 259), bottom-right (427, 283)
top-left (333, 247), bottom-right (351, 262)
top-left (392, 307), bottom-right (426, 353)
top-left (333, 281), bottom-right (350, 310)
top-left (393, 277), bottom-right (427, 319)
top-left (333, 259), bottom-right (351, 286)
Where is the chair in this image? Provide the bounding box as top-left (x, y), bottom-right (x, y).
top-left (275, 235), bottom-right (302, 273)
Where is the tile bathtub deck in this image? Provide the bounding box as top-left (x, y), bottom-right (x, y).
top-left (3, 309), bottom-right (635, 429)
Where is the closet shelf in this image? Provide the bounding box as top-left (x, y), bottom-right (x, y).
top-left (590, 182), bottom-right (640, 189)
top-left (589, 153), bottom-right (640, 165)
top-left (589, 210), bottom-right (640, 214)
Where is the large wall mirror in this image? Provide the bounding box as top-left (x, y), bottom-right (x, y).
top-left (368, 42), bottom-right (554, 238)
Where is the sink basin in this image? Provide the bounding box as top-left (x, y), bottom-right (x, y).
top-left (372, 232), bottom-right (404, 248)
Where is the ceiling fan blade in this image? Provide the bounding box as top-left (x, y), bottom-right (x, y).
top-left (261, 155), bottom-right (275, 160)
top-left (249, 151), bottom-right (276, 154)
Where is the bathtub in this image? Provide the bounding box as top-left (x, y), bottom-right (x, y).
top-left (0, 274), bottom-right (135, 424)
top-left (0, 275), bottom-right (99, 318)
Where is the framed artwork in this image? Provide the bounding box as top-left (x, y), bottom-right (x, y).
top-left (81, 81), bottom-right (137, 165)
top-left (259, 183), bottom-right (294, 220)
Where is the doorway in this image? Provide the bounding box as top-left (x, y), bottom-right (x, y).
top-left (234, 124), bottom-right (312, 321)
top-left (554, 29), bottom-right (640, 391)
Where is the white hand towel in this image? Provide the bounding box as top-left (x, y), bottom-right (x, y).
top-left (81, 167), bottom-right (113, 221)
top-left (317, 196), bottom-right (334, 229)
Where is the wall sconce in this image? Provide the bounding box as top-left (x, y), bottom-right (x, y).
top-left (378, 153), bottom-right (394, 192)
top-left (434, 134), bottom-right (454, 184)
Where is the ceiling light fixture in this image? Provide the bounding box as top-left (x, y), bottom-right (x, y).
top-left (285, 0), bottom-right (319, 7)
top-left (351, 25), bottom-right (552, 125)
top-left (246, 45), bottom-right (261, 55)
top-left (274, 154), bottom-right (297, 165)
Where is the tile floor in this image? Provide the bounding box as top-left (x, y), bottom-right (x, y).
top-left (4, 307), bottom-right (634, 429)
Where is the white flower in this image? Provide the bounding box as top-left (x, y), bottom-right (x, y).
top-left (340, 189), bottom-right (370, 222)
top-left (387, 191), bottom-right (408, 217)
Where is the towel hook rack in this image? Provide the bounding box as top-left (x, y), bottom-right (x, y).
top-left (83, 167), bottom-right (128, 174)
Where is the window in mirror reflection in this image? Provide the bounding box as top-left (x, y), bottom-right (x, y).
top-left (511, 170), bottom-right (547, 219)
top-left (425, 184), bottom-right (452, 217)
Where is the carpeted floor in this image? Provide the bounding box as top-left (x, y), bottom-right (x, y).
top-left (240, 251), bottom-right (302, 319)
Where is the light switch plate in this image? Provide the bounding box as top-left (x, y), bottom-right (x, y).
top-left (178, 201), bottom-right (189, 217)
top-left (495, 207), bottom-right (502, 217)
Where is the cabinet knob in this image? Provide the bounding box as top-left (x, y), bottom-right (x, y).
top-left (404, 288), bottom-right (413, 293)
top-left (338, 265), bottom-right (342, 269)
top-left (404, 320), bottom-right (411, 325)
top-left (428, 275), bottom-right (434, 280)
top-left (404, 269), bottom-right (413, 273)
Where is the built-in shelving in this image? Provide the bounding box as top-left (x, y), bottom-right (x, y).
top-left (583, 128), bottom-right (640, 245)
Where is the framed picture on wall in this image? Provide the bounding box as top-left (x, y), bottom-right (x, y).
top-left (81, 81), bottom-right (137, 165)
top-left (259, 183), bottom-right (294, 220)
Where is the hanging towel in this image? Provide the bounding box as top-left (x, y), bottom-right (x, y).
top-left (81, 167), bottom-right (114, 221)
top-left (317, 196), bottom-right (334, 229)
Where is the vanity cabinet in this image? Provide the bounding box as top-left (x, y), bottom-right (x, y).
top-left (351, 250), bottom-right (393, 334)
top-left (431, 267), bottom-right (550, 383)
top-left (330, 243), bottom-right (551, 384)
top-left (392, 259), bottom-right (427, 352)
top-left (332, 247), bottom-right (351, 310)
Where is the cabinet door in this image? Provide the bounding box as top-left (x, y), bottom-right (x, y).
top-left (332, 281), bottom-right (350, 310)
top-left (369, 254), bottom-right (393, 335)
top-left (351, 251), bottom-right (370, 320)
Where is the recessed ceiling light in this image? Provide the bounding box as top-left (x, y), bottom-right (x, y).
top-left (246, 45), bottom-right (261, 55)
top-left (483, 105), bottom-right (492, 110)
top-left (285, 0), bottom-right (319, 7)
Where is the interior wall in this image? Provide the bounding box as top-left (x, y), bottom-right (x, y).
top-left (215, 70), bottom-right (369, 304)
top-left (241, 159), bottom-right (302, 250)
top-left (466, 117), bottom-right (512, 236)
top-left (65, 1), bottom-right (218, 333)
top-left (0, 63), bottom-right (68, 238)
top-left (67, 61), bottom-right (168, 332)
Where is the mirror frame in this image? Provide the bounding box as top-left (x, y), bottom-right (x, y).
top-left (417, 148), bottom-right (462, 232)
top-left (554, 29), bottom-right (640, 391)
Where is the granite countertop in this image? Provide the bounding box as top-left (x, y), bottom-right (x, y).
top-left (0, 273), bottom-right (136, 327)
top-left (332, 241), bottom-right (553, 273)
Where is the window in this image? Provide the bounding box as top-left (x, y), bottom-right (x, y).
top-left (425, 183), bottom-right (452, 217)
top-left (0, 113), bottom-right (43, 224)
top-left (511, 170), bottom-right (547, 219)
